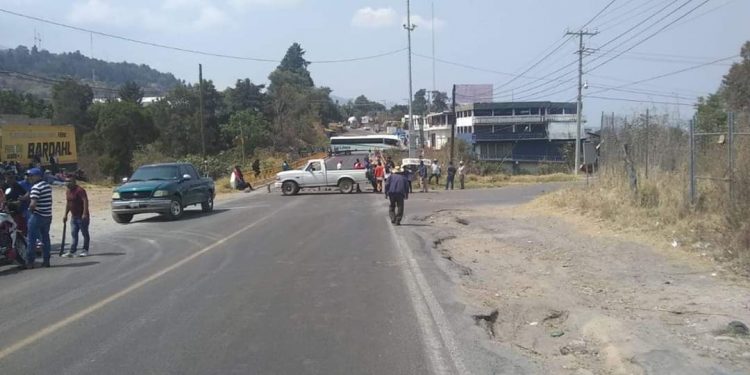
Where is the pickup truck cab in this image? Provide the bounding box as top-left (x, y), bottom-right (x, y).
top-left (111, 162), bottom-right (215, 223)
top-left (274, 158), bottom-right (368, 196)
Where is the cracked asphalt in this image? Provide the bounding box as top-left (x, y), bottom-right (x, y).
top-left (0, 183), bottom-right (557, 374)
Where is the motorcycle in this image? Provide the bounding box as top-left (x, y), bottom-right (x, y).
top-left (0, 203), bottom-right (27, 267)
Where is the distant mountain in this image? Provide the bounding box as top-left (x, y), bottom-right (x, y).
top-left (0, 45), bottom-right (182, 97)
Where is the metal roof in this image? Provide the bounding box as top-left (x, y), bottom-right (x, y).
top-left (455, 101), bottom-right (576, 111)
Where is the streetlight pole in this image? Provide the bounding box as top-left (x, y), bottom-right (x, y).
top-left (404, 0), bottom-right (416, 158)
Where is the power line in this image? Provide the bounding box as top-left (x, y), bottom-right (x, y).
top-left (585, 54), bottom-right (739, 97)
top-left (587, 95), bottom-right (695, 106)
top-left (491, 0), bottom-right (618, 94)
top-left (587, 0), bottom-right (712, 73)
top-left (0, 8), bottom-right (406, 64)
top-left (588, 85), bottom-right (698, 101)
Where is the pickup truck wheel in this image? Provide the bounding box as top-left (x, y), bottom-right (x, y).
top-left (112, 213), bottom-right (134, 224)
top-left (201, 194), bottom-right (214, 212)
top-left (338, 178), bottom-right (354, 194)
top-left (167, 197), bottom-right (184, 220)
top-left (281, 181), bottom-right (299, 196)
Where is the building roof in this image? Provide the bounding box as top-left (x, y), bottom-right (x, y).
top-left (456, 101), bottom-right (576, 111)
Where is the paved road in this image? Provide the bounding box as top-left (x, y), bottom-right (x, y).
top-left (0, 184), bottom-right (558, 374)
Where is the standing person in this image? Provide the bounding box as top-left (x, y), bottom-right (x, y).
top-left (458, 161), bottom-right (466, 190)
top-left (49, 152), bottom-right (58, 174)
top-left (374, 162), bottom-right (385, 192)
top-left (417, 160), bottom-right (428, 192)
top-left (26, 168), bottom-right (52, 268)
top-left (252, 159), bottom-right (261, 179)
top-left (62, 175), bottom-right (90, 257)
top-left (282, 160), bottom-right (291, 171)
top-left (353, 159), bottom-right (364, 169)
top-left (384, 165), bottom-right (409, 226)
top-left (429, 159), bottom-right (441, 185)
top-left (445, 162), bottom-right (457, 190)
top-left (336, 160), bottom-right (343, 170)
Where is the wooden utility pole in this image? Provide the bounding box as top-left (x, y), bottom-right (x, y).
top-left (198, 64), bottom-right (206, 159)
top-left (450, 84), bottom-right (456, 164)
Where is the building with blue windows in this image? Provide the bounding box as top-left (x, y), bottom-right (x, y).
top-left (454, 101), bottom-right (582, 166)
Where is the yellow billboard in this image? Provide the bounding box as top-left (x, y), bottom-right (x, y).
top-left (0, 124), bottom-right (78, 166)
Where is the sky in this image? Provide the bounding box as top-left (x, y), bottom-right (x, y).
top-left (0, 0), bottom-right (749, 127)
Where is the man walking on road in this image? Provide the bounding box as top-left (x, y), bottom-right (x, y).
top-left (458, 161), bottom-right (466, 190)
top-left (62, 175), bottom-right (90, 258)
top-left (417, 160), bottom-right (428, 192)
top-left (385, 165), bottom-right (409, 226)
top-left (26, 168), bottom-right (52, 268)
top-left (445, 162), bottom-right (457, 190)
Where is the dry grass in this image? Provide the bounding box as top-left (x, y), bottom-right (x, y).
top-left (464, 173), bottom-right (579, 189)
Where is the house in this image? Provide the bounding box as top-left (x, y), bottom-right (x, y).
top-left (456, 101), bottom-right (582, 168)
top-left (424, 111), bottom-right (455, 150)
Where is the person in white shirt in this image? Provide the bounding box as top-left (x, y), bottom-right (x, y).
top-left (336, 160), bottom-right (343, 170)
top-left (458, 161), bottom-right (466, 190)
top-left (429, 160), bottom-right (441, 186)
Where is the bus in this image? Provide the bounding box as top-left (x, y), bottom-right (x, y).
top-left (330, 135), bottom-right (406, 155)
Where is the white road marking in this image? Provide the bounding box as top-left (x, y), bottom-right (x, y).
top-left (0, 200), bottom-right (299, 361)
top-left (387, 218), bottom-right (469, 375)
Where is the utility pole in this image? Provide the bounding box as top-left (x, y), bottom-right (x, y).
top-left (431, 0), bottom-right (436, 95)
top-left (198, 64), bottom-right (206, 160)
top-left (644, 108), bottom-right (649, 179)
top-left (566, 29), bottom-right (598, 175)
top-left (450, 84), bottom-right (456, 164)
top-left (404, 0), bottom-right (417, 157)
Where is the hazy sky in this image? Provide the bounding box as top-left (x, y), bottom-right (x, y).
top-left (1, 0), bottom-right (749, 125)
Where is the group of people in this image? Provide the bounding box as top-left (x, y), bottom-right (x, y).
top-left (1, 167), bottom-right (90, 269)
top-left (420, 159), bottom-right (467, 191)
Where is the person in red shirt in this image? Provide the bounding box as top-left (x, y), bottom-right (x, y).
top-left (374, 162), bottom-right (385, 192)
top-left (62, 174), bottom-right (90, 257)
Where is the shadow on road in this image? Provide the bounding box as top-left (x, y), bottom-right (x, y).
top-left (397, 224), bottom-right (431, 227)
top-left (135, 208), bottom-right (229, 223)
top-left (88, 252), bottom-right (126, 257)
top-left (0, 265), bottom-right (23, 276)
top-left (51, 261), bottom-right (99, 268)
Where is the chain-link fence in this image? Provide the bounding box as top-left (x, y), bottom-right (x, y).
top-left (595, 109), bottom-right (750, 263)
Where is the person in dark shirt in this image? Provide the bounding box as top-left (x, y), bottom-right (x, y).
top-left (62, 175), bottom-right (90, 257)
top-left (445, 161), bottom-right (457, 190)
top-left (384, 165), bottom-right (409, 226)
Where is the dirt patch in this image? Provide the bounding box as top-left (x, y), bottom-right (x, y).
top-left (417, 205), bottom-right (750, 375)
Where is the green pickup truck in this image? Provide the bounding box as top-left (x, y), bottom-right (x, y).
top-left (111, 162), bottom-right (215, 223)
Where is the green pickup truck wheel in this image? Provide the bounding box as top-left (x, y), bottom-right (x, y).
top-left (166, 197), bottom-right (183, 220)
top-left (201, 194), bottom-right (214, 212)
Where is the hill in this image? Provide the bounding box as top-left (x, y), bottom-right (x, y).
top-left (0, 45), bottom-right (181, 97)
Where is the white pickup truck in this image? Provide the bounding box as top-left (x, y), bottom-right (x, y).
top-left (274, 159), bottom-right (369, 196)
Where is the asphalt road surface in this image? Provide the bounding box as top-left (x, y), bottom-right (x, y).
top-left (0, 184), bottom-right (556, 374)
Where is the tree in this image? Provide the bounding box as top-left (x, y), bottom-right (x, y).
top-left (695, 93), bottom-right (728, 132)
top-left (51, 78), bottom-right (94, 132)
top-left (352, 95), bottom-right (386, 118)
top-left (119, 81), bottom-right (144, 105)
top-left (275, 43), bottom-right (314, 88)
top-left (0, 91), bottom-right (52, 118)
top-left (85, 101), bottom-right (155, 181)
top-left (266, 43), bottom-right (328, 149)
top-left (221, 110), bottom-right (271, 158)
top-left (722, 41), bottom-right (750, 112)
top-left (412, 89), bottom-right (428, 115)
top-left (431, 91), bottom-right (449, 112)
top-left (224, 78), bottom-right (266, 113)
top-left (389, 104), bottom-right (409, 120)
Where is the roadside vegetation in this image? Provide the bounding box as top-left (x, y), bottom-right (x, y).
top-left (537, 40), bottom-right (750, 274)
